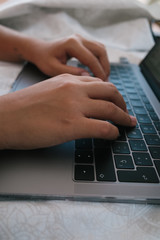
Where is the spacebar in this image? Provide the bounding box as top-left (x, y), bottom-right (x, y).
top-left (94, 148), bottom-right (116, 182)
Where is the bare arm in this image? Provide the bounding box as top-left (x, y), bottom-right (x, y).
top-left (0, 25), bottom-right (110, 80)
top-left (0, 25), bottom-right (35, 62)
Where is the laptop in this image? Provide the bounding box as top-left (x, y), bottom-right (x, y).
top-left (0, 40), bottom-right (159, 204)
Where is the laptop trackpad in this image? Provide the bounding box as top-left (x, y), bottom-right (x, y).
top-left (0, 141), bottom-right (74, 197)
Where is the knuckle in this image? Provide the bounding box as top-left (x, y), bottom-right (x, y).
top-left (61, 80), bottom-right (76, 91)
top-left (108, 83), bottom-right (119, 94)
top-left (74, 33), bottom-right (82, 39)
top-left (66, 36), bottom-right (78, 46)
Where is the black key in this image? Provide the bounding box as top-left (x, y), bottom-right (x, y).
top-left (126, 88), bottom-right (136, 94)
top-left (141, 96), bottom-right (150, 104)
top-left (129, 140), bottom-right (147, 151)
top-left (74, 165), bottom-right (94, 181)
top-left (110, 79), bottom-right (120, 84)
top-left (117, 126), bottom-right (126, 141)
top-left (138, 89), bottom-right (145, 96)
top-left (75, 139), bottom-right (92, 150)
top-left (126, 128), bottom-right (142, 139)
top-left (149, 147), bottom-right (160, 159)
top-left (140, 124), bottom-right (156, 134)
top-left (145, 103), bottom-right (154, 112)
top-left (75, 150), bottom-right (93, 164)
top-left (130, 100), bottom-right (143, 107)
top-left (133, 107), bottom-right (147, 115)
top-left (122, 95), bottom-right (128, 102)
top-left (93, 139), bottom-right (109, 148)
top-left (149, 112), bottom-right (159, 121)
top-left (154, 122), bottom-right (160, 131)
top-left (133, 152), bottom-right (153, 166)
top-left (114, 155), bottom-right (134, 169)
top-left (124, 83), bottom-right (135, 89)
top-left (117, 167), bottom-right (159, 183)
top-left (126, 102), bottom-right (131, 110)
top-left (112, 142), bottom-right (130, 154)
top-left (144, 135), bottom-right (160, 145)
top-left (128, 94), bottom-right (140, 100)
top-left (154, 160), bottom-right (160, 177)
top-left (128, 110), bottom-right (134, 116)
top-left (137, 114), bottom-right (151, 124)
top-left (116, 86), bottom-right (124, 92)
top-left (95, 148), bottom-right (116, 181)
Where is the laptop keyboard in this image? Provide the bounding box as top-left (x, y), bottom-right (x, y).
top-left (74, 60), bottom-right (160, 184)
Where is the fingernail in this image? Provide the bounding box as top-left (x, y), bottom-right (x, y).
top-left (130, 115), bottom-right (137, 126)
top-left (81, 72), bottom-right (90, 76)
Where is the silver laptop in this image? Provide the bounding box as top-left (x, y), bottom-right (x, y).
top-left (0, 41), bottom-right (159, 204)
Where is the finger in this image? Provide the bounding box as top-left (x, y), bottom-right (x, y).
top-left (83, 40), bottom-right (110, 79)
top-left (85, 82), bottom-right (127, 112)
top-left (77, 117), bottom-right (119, 140)
top-left (49, 59), bottom-right (90, 76)
top-left (85, 100), bottom-right (137, 127)
top-left (78, 76), bottom-right (103, 83)
top-left (67, 42), bottom-right (106, 80)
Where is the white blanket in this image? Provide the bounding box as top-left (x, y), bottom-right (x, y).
top-left (0, 1), bottom-right (160, 240)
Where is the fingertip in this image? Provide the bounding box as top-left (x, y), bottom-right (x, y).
top-left (130, 115), bottom-right (137, 127)
top-left (81, 71), bottom-right (90, 76)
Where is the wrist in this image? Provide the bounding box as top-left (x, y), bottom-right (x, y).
top-left (19, 36), bottom-right (44, 64)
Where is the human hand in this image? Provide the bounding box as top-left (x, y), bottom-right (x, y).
top-left (0, 74), bottom-right (136, 149)
top-left (28, 34), bottom-right (110, 81)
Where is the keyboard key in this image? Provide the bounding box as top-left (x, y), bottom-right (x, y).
top-left (74, 165), bottom-right (94, 181)
top-left (117, 126), bottom-right (126, 141)
top-left (149, 147), bottom-right (160, 159)
top-left (126, 128), bottom-right (143, 139)
top-left (128, 110), bottom-right (134, 116)
top-left (141, 96), bottom-right (150, 104)
top-left (93, 139), bottom-right (109, 148)
top-left (133, 152), bottom-right (153, 166)
top-left (128, 94), bottom-right (140, 100)
top-left (144, 135), bottom-right (160, 145)
top-left (95, 148), bottom-right (116, 181)
top-left (137, 114), bottom-right (151, 124)
top-left (117, 167), bottom-right (159, 183)
top-left (130, 100), bottom-right (143, 107)
top-left (149, 112), bottom-right (159, 121)
top-left (154, 160), bottom-right (160, 177)
top-left (112, 142), bottom-right (130, 154)
top-left (126, 102), bottom-right (132, 110)
top-left (114, 155), bottom-right (134, 169)
top-left (140, 124), bottom-right (156, 134)
top-left (124, 83), bottom-right (135, 89)
top-left (154, 122), bottom-right (160, 131)
top-left (129, 140), bottom-right (147, 151)
top-left (145, 103), bottom-right (154, 112)
top-left (75, 139), bottom-right (92, 150)
top-left (75, 150), bottom-right (93, 164)
top-left (133, 107), bottom-right (147, 115)
top-left (138, 89), bottom-right (145, 96)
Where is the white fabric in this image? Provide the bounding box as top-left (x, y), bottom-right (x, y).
top-left (0, 1), bottom-right (160, 240)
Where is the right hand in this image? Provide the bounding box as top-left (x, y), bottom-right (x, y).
top-left (0, 74), bottom-right (136, 149)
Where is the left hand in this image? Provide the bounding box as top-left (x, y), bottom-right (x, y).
top-left (28, 34), bottom-right (110, 81)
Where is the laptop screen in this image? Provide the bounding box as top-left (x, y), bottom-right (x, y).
top-left (140, 40), bottom-right (160, 102)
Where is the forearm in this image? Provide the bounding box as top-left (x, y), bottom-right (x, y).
top-left (0, 25), bottom-right (40, 63)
